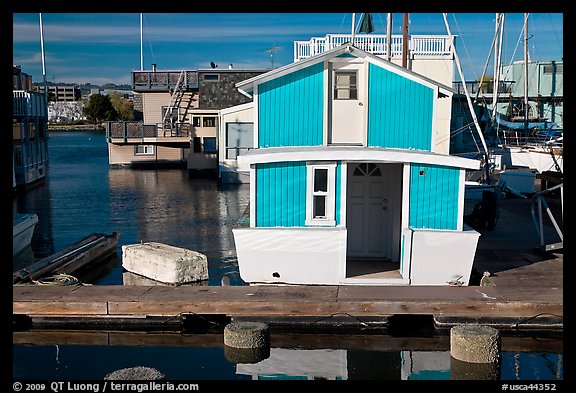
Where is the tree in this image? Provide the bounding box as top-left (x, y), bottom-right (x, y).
top-left (82, 93), bottom-right (118, 125)
top-left (108, 91), bottom-right (134, 121)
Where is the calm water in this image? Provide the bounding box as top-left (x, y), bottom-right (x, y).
top-left (12, 131), bottom-right (563, 382)
top-left (13, 130), bottom-right (250, 286)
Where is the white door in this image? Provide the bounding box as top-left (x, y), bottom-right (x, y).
top-left (330, 66), bottom-right (364, 145)
top-left (346, 163), bottom-right (388, 258)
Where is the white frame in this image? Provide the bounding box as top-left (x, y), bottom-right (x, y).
top-left (134, 144), bottom-right (155, 156)
top-left (305, 162), bottom-right (337, 226)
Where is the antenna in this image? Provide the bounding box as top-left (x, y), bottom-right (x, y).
top-left (210, 61), bottom-right (217, 69)
top-left (265, 45), bottom-right (279, 68)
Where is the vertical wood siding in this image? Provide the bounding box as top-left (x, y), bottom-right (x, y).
top-left (256, 162), bottom-right (307, 227)
top-left (255, 161), bottom-right (342, 227)
top-left (409, 164), bottom-right (460, 230)
top-left (258, 63), bottom-right (324, 148)
top-left (367, 63), bottom-right (434, 150)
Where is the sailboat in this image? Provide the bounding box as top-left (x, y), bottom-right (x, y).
top-left (480, 13), bottom-right (563, 175)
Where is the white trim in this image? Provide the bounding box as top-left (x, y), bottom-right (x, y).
top-left (238, 146), bottom-right (480, 170)
top-left (253, 84), bottom-right (259, 149)
top-left (305, 162), bottom-right (337, 227)
top-left (250, 166), bottom-right (256, 227)
top-left (339, 162), bottom-right (347, 227)
top-left (457, 169), bottom-right (465, 231)
top-left (323, 62), bottom-right (329, 146)
top-left (219, 102), bottom-right (253, 116)
top-left (431, 85), bottom-right (438, 150)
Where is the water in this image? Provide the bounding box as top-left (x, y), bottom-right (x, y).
top-left (13, 130), bottom-right (250, 286)
top-left (12, 131), bottom-right (563, 382)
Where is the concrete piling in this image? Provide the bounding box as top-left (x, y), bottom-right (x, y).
top-left (223, 321), bottom-right (271, 364)
top-left (450, 324), bottom-right (501, 380)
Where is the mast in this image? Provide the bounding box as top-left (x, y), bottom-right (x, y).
top-left (523, 13), bottom-right (529, 136)
top-left (140, 13), bottom-right (144, 71)
top-left (351, 13), bottom-right (356, 45)
top-left (402, 13), bottom-right (409, 68)
top-left (386, 13), bottom-right (393, 61)
top-left (39, 14), bottom-right (47, 106)
top-left (443, 13), bottom-right (492, 184)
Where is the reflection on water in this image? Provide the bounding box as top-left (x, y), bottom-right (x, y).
top-left (12, 132), bottom-right (563, 381)
top-left (13, 131), bottom-right (250, 286)
top-left (12, 331), bottom-right (563, 381)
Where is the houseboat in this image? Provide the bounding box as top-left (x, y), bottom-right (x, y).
top-left (13, 65), bottom-right (49, 189)
top-left (232, 43), bottom-right (481, 286)
top-left (219, 31), bottom-right (457, 183)
top-left (106, 66), bottom-right (266, 175)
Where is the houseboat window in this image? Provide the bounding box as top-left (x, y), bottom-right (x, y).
top-left (226, 123), bottom-right (254, 159)
top-left (353, 163), bottom-right (381, 176)
top-left (306, 163), bottom-right (336, 226)
top-left (134, 145), bottom-right (154, 156)
top-left (203, 74), bottom-right (220, 82)
top-left (334, 71), bottom-right (357, 100)
top-left (162, 106), bottom-right (180, 122)
top-left (192, 117), bottom-right (201, 127)
top-left (203, 117), bottom-right (217, 127)
top-left (203, 137), bottom-right (217, 153)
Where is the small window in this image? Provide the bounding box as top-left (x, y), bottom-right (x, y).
top-left (334, 71), bottom-right (358, 100)
top-left (306, 163), bottom-right (337, 226)
top-left (203, 74), bottom-right (220, 82)
top-left (226, 122), bottom-right (253, 159)
top-left (192, 116), bottom-right (201, 127)
top-left (204, 137), bottom-right (217, 153)
top-left (203, 117), bottom-right (216, 127)
top-left (135, 144), bottom-right (154, 156)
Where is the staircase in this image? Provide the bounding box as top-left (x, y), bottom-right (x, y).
top-left (162, 71), bottom-right (195, 137)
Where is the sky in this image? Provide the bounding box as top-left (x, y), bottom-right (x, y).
top-left (12, 13), bottom-right (564, 86)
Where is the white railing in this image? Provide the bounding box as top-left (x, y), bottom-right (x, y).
top-left (13, 91), bottom-right (47, 118)
top-left (294, 34), bottom-right (455, 61)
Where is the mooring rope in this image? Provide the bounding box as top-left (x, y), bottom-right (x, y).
top-left (33, 274), bottom-right (81, 286)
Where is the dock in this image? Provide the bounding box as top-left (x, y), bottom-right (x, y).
top-left (12, 198), bottom-right (562, 333)
top-left (13, 232), bottom-right (119, 285)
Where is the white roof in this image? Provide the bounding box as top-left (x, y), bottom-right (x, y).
top-left (238, 146), bottom-right (480, 170)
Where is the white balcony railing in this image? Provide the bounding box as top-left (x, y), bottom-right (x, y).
top-left (13, 91), bottom-right (47, 118)
top-left (294, 34), bottom-right (455, 61)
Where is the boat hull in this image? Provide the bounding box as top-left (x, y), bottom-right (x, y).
top-left (13, 214), bottom-right (38, 257)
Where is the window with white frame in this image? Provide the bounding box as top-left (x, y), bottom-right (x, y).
top-left (334, 71), bottom-right (358, 100)
top-left (306, 163), bottom-right (336, 226)
top-left (134, 144), bottom-right (155, 156)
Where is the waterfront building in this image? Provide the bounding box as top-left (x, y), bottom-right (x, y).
top-left (106, 66), bottom-right (267, 173)
top-left (12, 66), bottom-right (49, 189)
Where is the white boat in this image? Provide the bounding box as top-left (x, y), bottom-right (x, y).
top-left (13, 213), bottom-right (38, 257)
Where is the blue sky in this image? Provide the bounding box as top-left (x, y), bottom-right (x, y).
top-left (12, 13), bottom-right (563, 86)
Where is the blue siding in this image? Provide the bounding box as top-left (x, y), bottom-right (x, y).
top-left (258, 63), bottom-right (324, 147)
top-left (409, 164), bottom-right (460, 230)
top-left (256, 162), bottom-right (306, 227)
top-left (367, 63), bottom-right (434, 150)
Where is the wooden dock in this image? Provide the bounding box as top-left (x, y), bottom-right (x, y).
top-left (13, 232), bottom-right (119, 285)
top-left (12, 198), bottom-right (563, 333)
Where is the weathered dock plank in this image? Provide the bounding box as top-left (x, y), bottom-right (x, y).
top-left (13, 284), bottom-right (562, 322)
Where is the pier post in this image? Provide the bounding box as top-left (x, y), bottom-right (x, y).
top-left (450, 324), bottom-right (501, 379)
top-left (223, 321), bottom-right (271, 364)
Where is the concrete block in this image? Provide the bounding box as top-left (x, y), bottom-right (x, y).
top-left (122, 242), bottom-right (208, 284)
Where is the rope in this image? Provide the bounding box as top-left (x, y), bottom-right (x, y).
top-left (33, 274), bottom-right (81, 286)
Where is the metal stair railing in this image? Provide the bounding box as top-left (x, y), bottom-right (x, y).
top-left (162, 71), bottom-right (185, 136)
top-left (531, 183), bottom-right (563, 252)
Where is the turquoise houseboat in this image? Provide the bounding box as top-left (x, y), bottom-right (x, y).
top-left (232, 43), bottom-right (481, 286)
